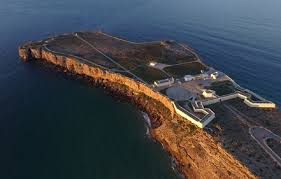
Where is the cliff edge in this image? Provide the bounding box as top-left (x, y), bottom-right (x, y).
top-left (18, 31), bottom-right (261, 178)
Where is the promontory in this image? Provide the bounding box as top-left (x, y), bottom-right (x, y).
top-left (19, 31), bottom-right (281, 178)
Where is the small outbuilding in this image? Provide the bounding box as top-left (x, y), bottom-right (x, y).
top-left (210, 72), bottom-right (219, 80)
top-left (154, 78), bottom-right (175, 87)
top-left (202, 89), bottom-right (216, 98)
top-left (184, 75), bottom-right (194, 82)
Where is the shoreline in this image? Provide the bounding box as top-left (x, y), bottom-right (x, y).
top-left (141, 112), bottom-right (152, 137)
top-left (18, 34), bottom-right (258, 178)
top-left (141, 111), bottom-right (184, 178)
top-left (141, 111), bottom-right (185, 178)
top-left (36, 59), bottom-right (185, 177)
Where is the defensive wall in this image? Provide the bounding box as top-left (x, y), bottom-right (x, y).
top-left (172, 89), bottom-right (275, 128)
top-left (172, 101), bottom-right (215, 128)
top-left (19, 44), bottom-right (276, 129)
top-left (201, 92), bottom-right (276, 108)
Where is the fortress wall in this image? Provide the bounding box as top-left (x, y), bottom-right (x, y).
top-left (244, 89), bottom-right (267, 101)
top-left (193, 108), bottom-right (208, 115)
top-left (237, 93), bottom-right (248, 99)
top-left (202, 92), bottom-right (275, 108)
top-left (173, 101), bottom-right (216, 128)
top-left (202, 114), bottom-right (216, 128)
top-left (201, 98), bottom-right (220, 106)
top-left (244, 99), bottom-right (276, 108)
top-left (220, 93), bottom-right (240, 101)
top-left (172, 102), bottom-right (204, 128)
top-left (19, 45), bottom-right (275, 130)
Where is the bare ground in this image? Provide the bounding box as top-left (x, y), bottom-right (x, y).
top-left (208, 102), bottom-right (281, 178)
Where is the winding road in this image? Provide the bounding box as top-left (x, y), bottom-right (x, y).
top-left (250, 126), bottom-right (281, 167)
top-left (224, 104), bottom-right (281, 167)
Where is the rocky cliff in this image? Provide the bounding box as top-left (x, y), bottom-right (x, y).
top-left (19, 44), bottom-right (256, 179)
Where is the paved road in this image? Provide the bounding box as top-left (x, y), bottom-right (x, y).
top-left (250, 126), bottom-right (281, 167)
top-left (224, 104), bottom-right (281, 167)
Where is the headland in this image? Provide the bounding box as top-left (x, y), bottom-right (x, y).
top-left (19, 31), bottom-right (281, 178)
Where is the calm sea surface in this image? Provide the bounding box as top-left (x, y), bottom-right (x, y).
top-left (1, 0), bottom-right (281, 178)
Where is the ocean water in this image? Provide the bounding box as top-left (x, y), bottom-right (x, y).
top-left (0, 0), bottom-right (281, 178)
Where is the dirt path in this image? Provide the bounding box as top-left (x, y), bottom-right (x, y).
top-left (223, 104), bottom-right (281, 167)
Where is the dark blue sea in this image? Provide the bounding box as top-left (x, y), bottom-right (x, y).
top-left (1, 0), bottom-right (281, 178)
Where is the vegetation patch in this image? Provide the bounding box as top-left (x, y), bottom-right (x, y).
top-left (133, 43), bottom-right (196, 65)
top-left (131, 66), bottom-right (169, 83)
top-left (163, 62), bottom-right (206, 77)
top-left (111, 57), bottom-right (146, 69)
top-left (209, 80), bottom-right (236, 96)
top-left (266, 138), bottom-right (281, 157)
top-left (171, 118), bottom-right (198, 136)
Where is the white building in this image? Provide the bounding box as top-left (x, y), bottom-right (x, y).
top-left (154, 78), bottom-right (174, 87)
top-left (202, 89), bottom-right (216, 98)
top-left (210, 72), bottom-right (219, 80)
top-left (149, 62), bottom-right (157, 67)
top-left (184, 75), bottom-right (194, 82)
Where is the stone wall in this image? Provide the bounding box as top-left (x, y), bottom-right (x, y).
top-left (172, 102), bottom-right (204, 128)
top-left (202, 92), bottom-right (276, 108)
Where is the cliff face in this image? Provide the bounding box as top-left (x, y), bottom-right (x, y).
top-left (19, 45), bottom-right (256, 179)
top-left (19, 46), bottom-right (175, 116)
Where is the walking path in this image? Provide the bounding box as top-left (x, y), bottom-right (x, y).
top-left (250, 126), bottom-right (281, 167)
top-left (98, 31), bottom-right (162, 45)
top-left (224, 104), bottom-right (281, 167)
top-left (100, 31), bottom-right (201, 66)
top-left (74, 33), bottom-right (147, 84)
top-left (176, 43), bottom-right (205, 66)
top-left (43, 45), bottom-right (111, 71)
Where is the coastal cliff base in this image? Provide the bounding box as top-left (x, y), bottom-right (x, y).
top-left (19, 32), bottom-right (280, 178)
top-left (24, 58), bottom-right (256, 179)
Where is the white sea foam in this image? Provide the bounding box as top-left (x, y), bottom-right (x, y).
top-left (141, 111), bottom-right (184, 178)
top-left (141, 112), bottom-right (152, 137)
top-left (142, 112), bottom-right (151, 128)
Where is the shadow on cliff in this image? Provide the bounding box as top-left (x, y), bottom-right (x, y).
top-left (30, 60), bottom-right (171, 129)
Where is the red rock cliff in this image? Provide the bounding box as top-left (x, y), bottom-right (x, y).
top-left (19, 45), bottom-right (257, 179)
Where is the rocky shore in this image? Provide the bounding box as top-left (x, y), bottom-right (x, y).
top-left (19, 42), bottom-right (257, 179)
